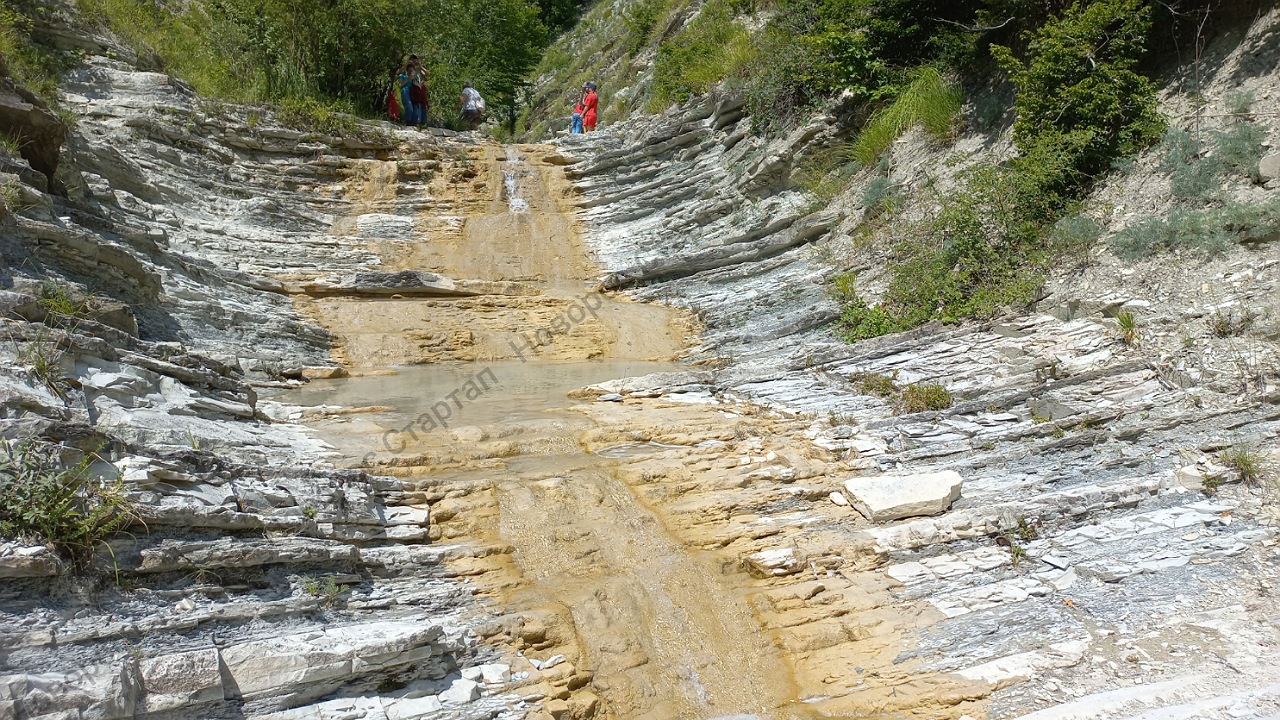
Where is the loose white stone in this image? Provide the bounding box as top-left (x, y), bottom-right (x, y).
top-left (438, 677), bottom-right (481, 704)
top-left (829, 491), bottom-right (848, 506)
top-left (843, 470), bottom-right (964, 522)
top-left (479, 663), bottom-right (510, 684)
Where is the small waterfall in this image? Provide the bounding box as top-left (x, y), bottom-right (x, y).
top-left (503, 146), bottom-right (529, 214)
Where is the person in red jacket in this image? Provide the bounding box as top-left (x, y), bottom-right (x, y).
top-left (581, 82), bottom-right (599, 132)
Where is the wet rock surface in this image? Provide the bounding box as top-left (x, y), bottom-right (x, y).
top-left (554, 9), bottom-right (1280, 719)
top-left (3, 6), bottom-right (1280, 720)
top-left (0, 22), bottom-right (564, 720)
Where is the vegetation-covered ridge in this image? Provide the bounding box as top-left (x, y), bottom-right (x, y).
top-left (525, 0), bottom-right (1270, 342)
top-left (1, 0), bottom-right (589, 130)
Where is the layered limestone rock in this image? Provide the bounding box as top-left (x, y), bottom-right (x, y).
top-left (555, 6), bottom-right (1280, 718)
top-left (0, 24), bottom-right (568, 720)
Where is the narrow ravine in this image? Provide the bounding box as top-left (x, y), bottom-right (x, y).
top-left (291, 142), bottom-right (813, 719)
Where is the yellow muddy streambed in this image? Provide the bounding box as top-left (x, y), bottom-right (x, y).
top-left (285, 142), bottom-right (982, 720)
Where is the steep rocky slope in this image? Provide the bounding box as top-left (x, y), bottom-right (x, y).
top-left (547, 5), bottom-right (1280, 718)
top-left (1, 32), bottom-right (573, 720)
top-left (2, 3), bottom-right (1280, 720)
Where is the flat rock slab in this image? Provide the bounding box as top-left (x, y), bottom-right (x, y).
top-left (844, 470), bottom-right (964, 522)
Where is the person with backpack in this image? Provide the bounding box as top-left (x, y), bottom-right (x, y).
top-left (459, 81), bottom-right (484, 130)
top-left (581, 82), bottom-right (599, 132)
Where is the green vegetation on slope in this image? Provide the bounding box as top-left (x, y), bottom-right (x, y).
top-left (835, 0), bottom-right (1173, 340)
top-left (3, 0), bottom-right (588, 130)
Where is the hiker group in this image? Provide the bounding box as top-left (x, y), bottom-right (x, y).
top-left (386, 55), bottom-right (484, 130)
top-left (570, 82), bottom-right (598, 133)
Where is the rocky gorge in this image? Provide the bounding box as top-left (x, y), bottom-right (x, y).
top-left (2, 4), bottom-right (1280, 720)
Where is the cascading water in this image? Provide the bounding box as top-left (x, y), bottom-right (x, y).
top-left (503, 146), bottom-right (530, 214)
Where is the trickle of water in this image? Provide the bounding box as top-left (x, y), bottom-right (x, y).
top-left (503, 147), bottom-right (530, 214)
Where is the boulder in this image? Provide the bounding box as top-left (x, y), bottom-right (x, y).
top-left (843, 471), bottom-right (964, 522)
top-left (1259, 152), bottom-right (1280, 182)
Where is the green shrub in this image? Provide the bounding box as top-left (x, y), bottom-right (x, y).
top-left (1109, 200), bottom-right (1280, 259)
top-left (848, 66), bottom-right (962, 165)
top-left (897, 382), bottom-right (952, 413)
top-left (1170, 153), bottom-right (1222, 199)
top-left (0, 439), bottom-right (137, 567)
top-left (1213, 120), bottom-right (1266, 180)
top-left (1047, 214), bottom-right (1101, 259)
top-left (836, 293), bottom-right (903, 342)
top-left (1158, 127), bottom-right (1200, 172)
top-left (853, 371), bottom-right (899, 398)
top-left (861, 175), bottom-right (902, 216)
top-left (992, 0), bottom-right (1165, 177)
top-left (623, 0), bottom-right (671, 54)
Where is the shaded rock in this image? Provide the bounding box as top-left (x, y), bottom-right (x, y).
top-left (843, 470), bottom-right (964, 522)
top-left (0, 542), bottom-right (62, 578)
top-left (301, 271), bottom-right (477, 298)
top-left (0, 77), bottom-right (66, 190)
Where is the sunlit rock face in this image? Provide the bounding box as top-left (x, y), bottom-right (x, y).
top-left (558, 10), bottom-right (1280, 715)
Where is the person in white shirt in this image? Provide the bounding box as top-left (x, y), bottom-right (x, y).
top-left (459, 82), bottom-right (483, 130)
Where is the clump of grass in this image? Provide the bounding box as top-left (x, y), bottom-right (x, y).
top-left (0, 439), bottom-right (137, 568)
top-left (302, 574), bottom-right (349, 606)
top-left (846, 370), bottom-right (950, 413)
top-left (1207, 307), bottom-right (1255, 337)
top-left (852, 370), bottom-right (899, 398)
top-left (1220, 442), bottom-right (1267, 486)
top-left (1115, 309), bottom-right (1139, 347)
top-left (16, 326), bottom-right (67, 392)
top-left (896, 382), bottom-right (952, 413)
top-left (849, 67), bottom-right (962, 165)
top-left (0, 131), bottom-right (21, 156)
top-left (37, 280), bottom-right (89, 318)
top-left (0, 176), bottom-right (21, 218)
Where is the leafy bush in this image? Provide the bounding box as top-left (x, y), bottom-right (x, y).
top-left (76, 0), bottom-right (549, 126)
top-left (0, 439), bottom-right (136, 567)
top-left (836, 293), bottom-right (902, 342)
top-left (992, 0), bottom-right (1165, 177)
top-left (848, 67), bottom-right (962, 164)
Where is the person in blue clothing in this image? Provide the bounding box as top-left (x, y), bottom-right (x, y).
top-left (397, 56), bottom-right (426, 126)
